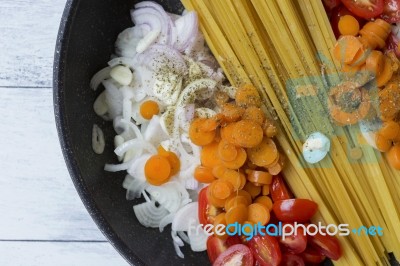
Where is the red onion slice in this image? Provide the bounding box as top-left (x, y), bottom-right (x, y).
top-left (174, 11), bottom-right (198, 52)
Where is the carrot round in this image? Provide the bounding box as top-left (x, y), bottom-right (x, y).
top-left (246, 170), bottom-right (273, 185)
top-left (194, 165), bottom-right (216, 183)
top-left (221, 103), bottom-right (244, 122)
top-left (225, 195), bottom-right (251, 212)
top-left (267, 156), bottom-right (284, 176)
top-left (213, 212), bottom-right (228, 239)
top-left (365, 50), bottom-right (384, 76)
top-left (235, 84), bottom-right (261, 107)
top-left (225, 204), bottom-right (248, 225)
top-left (375, 133), bottom-right (392, 152)
top-left (222, 147), bottom-right (247, 169)
top-left (201, 142), bottom-right (222, 168)
top-left (212, 165), bottom-right (228, 179)
top-left (144, 155), bottom-right (171, 185)
top-left (387, 144), bottom-right (400, 170)
top-left (263, 120), bottom-right (278, 138)
top-left (239, 172), bottom-right (247, 190)
top-left (211, 180), bottom-right (234, 200)
top-left (247, 138), bottom-right (278, 167)
top-left (214, 91), bottom-right (230, 107)
top-left (207, 183), bottom-right (227, 208)
top-left (242, 106), bottom-right (265, 125)
top-left (189, 118), bottom-right (216, 146)
top-left (237, 189), bottom-right (253, 205)
top-left (247, 203), bottom-right (270, 225)
top-left (200, 117), bottom-right (221, 132)
top-left (243, 181), bottom-right (262, 198)
top-left (220, 123), bottom-right (237, 144)
top-left (377, 57), bottom-right (394, 87)
top-left (359, 19), bottom-right (391, 50)
top-left (140, 100), bottom-right (159, 120)
top-left (232, 120), bottom-right (264, 148)
top-left (157, 146), bottom-right (180, 176)
top-left (338, 15), bottom-right (359, 36)
top-left (262, 185), bottom-right (270, 196)
top-left (379, 121), bottom-right (400, 140)
top-left (254, 196), bottom-right (273, 211)
top-left (218, 139), bottom-right (238, 161)
top-left (379, 83), bottom-right (400, 121)
top-left (222, 169), bottom-right (242, 191)
top-left (333, 35), bottom-right (363, 64)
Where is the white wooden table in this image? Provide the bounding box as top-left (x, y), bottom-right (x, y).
top-left (0, 0), bottom-right (128, 265)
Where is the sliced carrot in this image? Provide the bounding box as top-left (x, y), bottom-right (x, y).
top-left (247, 203), bottom-right (270, 225)
top-left (243, 182), bottom-right (262, 199)
top-left (225, 204), bottom-right (248, 225)
top-left (254, 196), bottom-right (273, 211)
top-left (157, 145), bottom-right (169, 157)
top-left (235, 84), bottom-right (261, 107)
top-left (338, 15), bottom-right (359, 36)
top-left (264, 152), bottom-right (280, 169)
top-left (200, 117), bottom-right (220, 132)
top-left (212, 165), bottom-right (228, 179)
top-left (221, 103), bottom-right (244, 122)
top-left (375, 133), bottom-right (392, 152)
top-left (222, 147), bottom-right (247, 169)
top-left (359, 19), bottom-right (391, 49)
top-left (239, 172), bottom-right (247, 190)
top-left (207, 183), bottom-right (227, 208)
top-left (377, 57), bottom-right (394, 87)
top-left (189, 118), bottom-right (216, 146)
top-left (194, 165), bottom-right (216, 183)
top-left (242, 106), bottom-right (265, 125)
top-left (263, 120), bottom-right (278, 138)
top-left (246, 170), bottom-right (273, 185)
top-left (387, 144), bottom-right (400, 170)
top-left (140, 100), bottom-right (159, 120)
top-left (267, 156), bottom-right (284, 176)
top-left (333, 35), bottom-right (363, 64)
top-left (144, 155), bottom-right (171, 186)
top-left (247, 138), bottom-right (278, 167)
top-left (220, 122), bottom-right (237, 144)
top-left (379, 121), bottom-right (400, 140)
top-left (365, 50), bottom-right (384, 76)
top-left (221, 169), bottom-right (242, 191)
top-left (236, 189), bottom-right (253, 205)
top-left (262, 185), bottom-right (270, 196)
top-left (211, 180), bottom-right (234, 200)
top-left (218, 139), bottom-right (238, 161)
top-left (225, 195), bottom-right (251, 212)
top-left (165, 151), bottom-right (180, 176)
top-left (379, 83), bottom-right (400, 121)
top-left (201, 142), bottom-right (222, 168)
top-left (232, 120), bottom-right (264, 148)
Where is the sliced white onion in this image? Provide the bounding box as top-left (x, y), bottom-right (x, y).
top-left (108, 57), bottom-right (136, 69)
top-left (115, 27), bottom-right (143, 58)
top-left (92, 124), bottom-right (105, 154)
top-left (146, 182), bottom-right (188, 213)
top-left (176, 79), bottom-right (217, 107)
top-left (123, 174), bottom-right (148, 200)
top-left (114, 138), bottom-right (141, 157)
top-left (171, 202), bottom-right (198, 232)
top-left (159, 212), bottom-right (175, 232)
top-left (174, 11), bottom-right (198, 52)
top-left (143, 115), bottom-right (169, 146)
top-left (171, 230), bottom-right (185, 258)
top-left (127, 154), bottom-right (151, 181)
top-left (104, 158), bottom-right (135, 172)
top-left (177, 231), bottom-right (190, 244)
top-left (136, 29), bottom-right (161, 53)
top-left (103, 79), bottom-right (123, 119)
top-left (133, 201), bottom-right (169, 228)
top-left (90, 67), bottom-right (111, 90)
top-left (188, 227), bottom-right (207, 252)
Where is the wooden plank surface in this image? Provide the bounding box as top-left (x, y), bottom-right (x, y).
top-left (0, 0), bottom-right (66, 87)
top-left (0, 0), bottom-right (130, 263)
top-left (0, 241), bottom-right (127, 266)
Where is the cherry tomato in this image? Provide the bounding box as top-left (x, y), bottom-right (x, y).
top-left (308, 231), bottom-right (342, 261)
top-left (272, 199), bottom-right (318, 223)
top-left (270, 175), bottom-right (293, 202)
top-left (206, 235), bottom-right (243, 264)
top-left (198, 186), bottom-right (222, 225)
top-left (323, 0), bottom-right (341, 10)
top-left (247, 235), bottom-right (282, 266)
top-left (280, 253), bottom-right (305, 266)
top-left (300, 246), bottom-right (326, 264)
top-left (279, 223), bottom-right (307, 254)
top-left (330, 5), bottom-right (366, 38)
top-left (213, 244), bottom-right (254, 266)
top-left (341, 0), bottom-right (384, 19)
top-left (380, 0), bottom-right (400, 23)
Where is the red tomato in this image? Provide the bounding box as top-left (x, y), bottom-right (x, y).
top-left (300, 247), bottom-right (326, 264)
top-left (280, 253), bottom-right (305, 266)
top-left (213, 244), bottom-right (254, 266)
top-left (247, 235), bottom-right (282, 266)
top-left (330, 5), bottom-right (366, 38)
top-left (308, 231), bottom-right (342, 261)
top-left (341, 0), bottom-right (384, 19)
top-left (380, 0), bottom-right (400, 23)
top-left (272, 199), bottom-right (318, 223)
top-left (198, 186), bottom-right (222, 225)
top-left (279, 223), bottom-right (307, 254)
top-left (270, 175), bottom-right (293, 202)
top-left (207, 235), bottom-right (243, 264)
top-left (323, 0), bottom-right (341, 10)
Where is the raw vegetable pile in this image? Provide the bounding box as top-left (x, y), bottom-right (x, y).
top-left (324, 0), bottom-right (400, 169)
